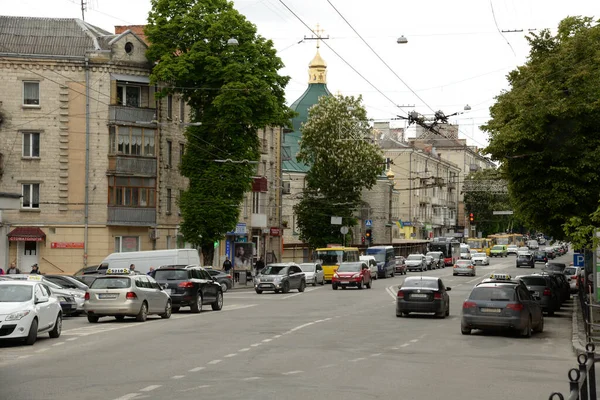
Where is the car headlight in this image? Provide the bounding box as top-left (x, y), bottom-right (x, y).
top-left (273, 276), bottom-right (282, 282)
top-left (6, 310), bottom-right (31, 321)
top-left (352, 273), bottom-right (360, 278)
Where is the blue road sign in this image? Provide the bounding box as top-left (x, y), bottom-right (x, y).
top-left (573, 253), bottom-right (585, 267)
top-left (365, 219), bottom-right (372, 227)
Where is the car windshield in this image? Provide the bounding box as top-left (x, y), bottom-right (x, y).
top-left (407, 255), bottom-right (422, 260)
top-left (0, 285), bottom-right (33, 302)
top-left (473, 253), bottom-right (486, 257)
top-left (365, 249), bottom-right (386, 263)
top-left (508, 245), bottom-right (517, 249)
top-left (300, 264), bottom-right (316, 272)
top-left (564, 268), bottom-right (577, 275)
top-left (91, 277), bottom-right (131, 289)
top-left (316, 250), bottom-right (343, 265)
top-left (425, 253), bottom-right (438, 258)
top-left (492, 246), bottom-right (504, 250)
top-left (337, 263), bottom-right (361, 272)
top-left (154, 270), bottom-right (189, 280)
top-left (262, 266), bottom-right (287, 275)
top-left (518, 277), bottom-right (548, 286)
top-left (403, 279), bottom-right (438, 289)
top-left (469, 286), bottom-right (515, 301)
top-left (545, 264), bottom-right (566, 272)
top-left (517, 255), bottom-right (530, 260)
top-left (460, 248), bottom-right (469, 253)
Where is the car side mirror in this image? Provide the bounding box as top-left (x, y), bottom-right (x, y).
top-left (446, 287), bottom-right (452, 291)
top-left (160, 283), bottom-right (168, 290)
top-left (35, 296), bottom-right (48, 304)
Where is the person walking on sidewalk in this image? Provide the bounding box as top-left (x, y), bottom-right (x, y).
top-left (254, 256), bottom-right (265, 277)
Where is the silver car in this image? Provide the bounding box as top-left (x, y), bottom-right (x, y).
top-left (84, 272), bottom-right (172, 323)
top-left (405, 254), bottom-right (427, 272)
top-left (299, 263), bottom-right (324, 286)
top-left (453, 259), bottom-right (476, 276)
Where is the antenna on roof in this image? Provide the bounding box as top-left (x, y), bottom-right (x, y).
top-left (81, 0), bottom-right (87, 20)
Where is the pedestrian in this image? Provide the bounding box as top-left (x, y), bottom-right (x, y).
top-left (254, 256), bottom-right (265, 276)
top-left (7, 262), bottom-right (20, 274)
top-left (129, 264), bottom-right (136, 275)
top-left (0, 267), bottom-right (4, 275)
top-left (30, 264), bottom-right (40, 274)
top-left (147, 266), bottom-right (155, 276)
top-left (223, 257), bottom-right (232, 274)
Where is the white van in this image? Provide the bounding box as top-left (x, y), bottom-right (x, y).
top-left (99, 249), bottom-right (200, 275)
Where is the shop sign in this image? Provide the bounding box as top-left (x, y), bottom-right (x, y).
top-left (51, 242), bottom-right (85, 249)
top-left (270, 227), bottom-right (281, 236)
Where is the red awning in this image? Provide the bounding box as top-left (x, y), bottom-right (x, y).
top-left (7, 227), bottom-right (46, 242)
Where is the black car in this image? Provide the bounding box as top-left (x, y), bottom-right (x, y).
top-left (396, 276), bottom-right (451, 318)
top-left (254, 263), bottom-right (306, 294)
top-left (515, 274), bottom-right (560, 316)
top-left (75, 274), bottom-right (102, 287)
top-left (151, 266), bottom-right (223, 313)
top-left (205, 268), bottom-right (233, 292)
top-left (516, 253), bottom-right (535, 268)
top-left (44, 275), bottom-right (90, 291)
top-left (74, 265), bottom-right (107, 275)
top-left (532, 251), bottom-right (548, 264)
top-left (545, 248), bottom-right (556, 259)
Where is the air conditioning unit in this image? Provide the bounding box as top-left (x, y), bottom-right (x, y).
top-left (149, 228), bottom-right (159, 240)
top-left (282, 181), bottom-right (291, 194)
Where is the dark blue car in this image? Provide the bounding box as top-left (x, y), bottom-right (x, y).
top-left (533, 251), bottom-right (548, 263)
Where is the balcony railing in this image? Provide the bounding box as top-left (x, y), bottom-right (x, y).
top-left (109, 105), bottom-right (156, 124)
top-left (108, 207), bottom-right (156, 226)
top-left (108, 155), bottom-right (157, 176)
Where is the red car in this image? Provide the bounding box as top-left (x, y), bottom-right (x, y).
top-left (332, 262), bottom-right (372, 290)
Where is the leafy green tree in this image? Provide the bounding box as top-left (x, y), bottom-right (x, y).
top-left (483, 16), bottom-right (600, 241)
top-left (146, 0), bottom-right (294, 262)
top-left (294, 95), bottom-right (385, 249)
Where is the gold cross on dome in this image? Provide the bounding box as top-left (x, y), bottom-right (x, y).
top-left (304, 23), bottom-right (329, 49)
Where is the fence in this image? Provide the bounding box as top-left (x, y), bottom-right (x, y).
top-left (549, 342), bottom-right (597, 400)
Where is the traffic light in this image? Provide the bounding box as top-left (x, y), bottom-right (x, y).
top-left (365, 229), bottom-right (372, 244)
top-left (361, 236), bottom-right (365, 244)
top-left (469, 213), bottom-right (474, 223)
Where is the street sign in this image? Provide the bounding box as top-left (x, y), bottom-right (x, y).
top-left (574, 253), bottom-right (585, 267)
top-left (331, 216), bottom-right (342, 225)
top-left (340, 226), bottom-right (349, 235)
top-left (493, 211), bottom-right (514, 215)
top-left (365, 219), bottom-right (372, 227)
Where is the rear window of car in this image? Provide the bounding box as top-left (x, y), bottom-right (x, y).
top-left (518, 277), bottom-right (547, 286)
top-left (469, 286), bottom-right (515, 301)
top-left (403, 279), bottom-right (438, 289)
top-left (517, 255), bottom-right (531, 260)
top-left (456, 260), bottom-right (471, 265)
top-left (91, 277), bottom-right (131, 289)
top-left (154, 269), bottom-right (189, 280)
top-left (564, 268), bottom-right (577, 275)
top-left (492, 246), bottom-right (504, 250)
top-left (545, 264), bottom-right (566, 272)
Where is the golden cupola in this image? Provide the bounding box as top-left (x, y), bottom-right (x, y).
top-left (308, 49), bottom-right (327, 84)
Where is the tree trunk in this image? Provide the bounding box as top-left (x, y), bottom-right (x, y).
top-left (201, 245), bottom-right (215, 267)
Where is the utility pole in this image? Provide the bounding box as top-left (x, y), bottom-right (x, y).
top-left (81, 0), bottom-right (87, 21)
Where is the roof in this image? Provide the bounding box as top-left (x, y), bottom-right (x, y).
top-left (7, 227), bottom-right (45, 242)
top-left (0, 16), bottom-right (112, 58)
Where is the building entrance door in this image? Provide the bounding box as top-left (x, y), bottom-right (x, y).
top-left (18, 241), bottom-right (39, 272)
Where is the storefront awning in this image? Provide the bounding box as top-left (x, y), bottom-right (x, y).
top-left (7, 227), bottom-right (46, 242)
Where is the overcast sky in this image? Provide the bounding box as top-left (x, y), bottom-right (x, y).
top-left (3, 0), bottom-right (598, 148)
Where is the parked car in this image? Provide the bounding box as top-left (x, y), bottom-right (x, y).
top-left (394, 256), bottom-right (407, 275)
top-left (396, 276), bottom-right (451, 318)
top-left (44, 275), bottom-right (89, 291)
top-left (204, 268), bottom-right (234, 292)
top-left (461, 275), bottom-right (543, 337)
top-left (332, 262), bottom-right (372, 290)
top-left (516, 253), bottom-right (535, 269)
top-left (507, 245), bottom-right (519, 255)
top-left (532, 251), bottom-right (548, 264)
top-left (254, 263), bottom-right (306, 294)
top-left (515, 274), bottom-right (559, 316)
top-left (545, 248), bottom-right (556, 259)
top-left (453, 260), bottom-right (476, 276)
top-left (151, 265), bottom-right (223, 312)
top-left (490, 245), bottom-right (508, 257)
top-left (471, 252), bottom-right (490, 266)
top-left (563, 266), bottom-right (583, 293)
top-left (85, 271), bottom-right (174, 322)
top-left (299, 263), bottom-right (325, 286)
top-left (425, 252), bottom-right (444, 269)
top-left (405, 254), bottom-right (427, 272)
top-left (425, 255), bottom-right (436, 270)
top-left (0, 280), bottom-right (63, 345)
top-left (9, 275), bottom-right (83, 316)
top-left (360, 256), bottom-right (379, 280)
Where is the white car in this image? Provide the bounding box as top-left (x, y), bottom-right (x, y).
top-left (299, 263), bottom-right (325, 286)
top-left (359, 256), bottom-right (378, 280)
top-left (471, 252), bottom-right (490, 265)
top-left (0, 280), bottom-right (63, 345)
top-left (507, 245), bottom-right (519, 255)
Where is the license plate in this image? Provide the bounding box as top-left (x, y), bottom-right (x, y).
top-left (411, 294), bottom-right (428, 299)
top-left (98, 293), bottom-right (118, 299)
top-left (480, 308), bottom-right (501, 313)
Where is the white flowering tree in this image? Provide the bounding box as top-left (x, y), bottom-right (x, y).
top-left (294, 95), bottom-right (385, 248)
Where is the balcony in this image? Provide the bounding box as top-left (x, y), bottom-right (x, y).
top-left (109, 105), bottom-right (156, 125)
top-left (108, 207), bottom-right (156, 226)
top-left (108, 155), bottom-right (157, 176)
top-left (447, 182), bottom-right (456, 190)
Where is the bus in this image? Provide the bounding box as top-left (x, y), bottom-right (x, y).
top-left (428, 241), bottom-right (460, 266)
top-left (488, 234), bottom-right (525, 247)
top-left (466, 238), bottom-right (493, 256)
top-left (365, 246), bottom-right (396, 278)
top-left (315, 246), bottom-right (360, 283)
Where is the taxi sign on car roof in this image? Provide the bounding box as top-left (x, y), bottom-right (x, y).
top-left (106, 268), bottom-right (129, 275)
top-left (489, 273), bottom-right (511, 280)
top-left (26, 275), bottom-right (43, 281)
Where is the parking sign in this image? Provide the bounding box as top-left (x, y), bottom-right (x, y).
top-left (573, 253), bottom-right (585, 267)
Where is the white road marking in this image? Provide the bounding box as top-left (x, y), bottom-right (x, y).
top-left (208, 359), bottom-right (222, 365)
top-left (273, 335), bottom-right (282, 338)
top-left (172, 375), bottom-right (185, 379)
top-left (18, 355), bottom-right (32, 359)
top-left (287, 322), bottom-right (314, 333)
top-left (52, 342), bottom-right (65, 346)
top-left (139, 385), bottom-right (161, 392)
top-left (282, 370), bottom-right (303, 375)
top-left (350, 357), bottom-right (365, 362)
top-left (112, 393), bottom-right (140, 400)
top-left (410, 339), bottom-right (419, 343)
top-left (262, 338), bottom-right (272, 343)
top-left (391, 347), bottom-right (399, 350)
top-left (282, 292), bottom-right (303, 299)
top-left (238, 348), bottom-right (251, 352)
top-left (370, 353), bottom-right (382, 357)
top-left (189, 367), bottom-right (205, 372)
top-left (250, 343), bottom-right (262, 347)
top-left (66, 337), bottom-right (78, 341)
top-left (400, 343), bottom-right (410, 348)
top-left (242, 377), bottom-right (262, 381)
top-left (224, 353), bottom-right (237, 358)
top-left (179, 385), bottom-right (211, 392)
top-left (35, 348), bottom-right (49, 353)
top-left (319, 364), bottom-right (336, 369)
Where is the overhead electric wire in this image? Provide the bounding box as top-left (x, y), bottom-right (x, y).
top-left (490, 0), bottom-right (517, 57)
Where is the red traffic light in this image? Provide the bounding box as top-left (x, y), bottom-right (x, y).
top-left (469, 213), bottom-right (474, 222)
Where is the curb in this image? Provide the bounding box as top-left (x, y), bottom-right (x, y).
top-left (572, 297), bottom-right (586, 355)
top-left (228, 285), bottom-right (255, 292)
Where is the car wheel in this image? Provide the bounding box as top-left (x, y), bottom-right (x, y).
top-left (25, 318), bottom-right (38, 345)
top-left (445, 304), bottom-right (450, 317)
top-left (332, 284), bottom-right (338, 290)
top-left (547, 308), bottom-right (555, 316)
top-left (115, 315), bottom-right (125, 321)
top-left (282, 282), bottom-right (290, 294)
top-left (391, 271), bottom-right (395, 277)
top-left (190, 294), bottom-right (202, 313)
top-left (357, 279), bottom-right (363, 290)
top-left (135, 302), bottom-right (148, 322)
top-left (298, 280), bottom-right (306, 293)
top-left (87, 315), bottom-right (99, 323)
top-left (255, 289), bottom-right (263, 294)
top-left (172, 306), bottom-right (180, 313)
top-left (320, 278), bottom-right (325, 286)
top-left (49, 314), bottom-right (62, 338)
top-left (461, 325), bottom-right (471, 335)
top-left (535, 316), bottom-right (544, 333)
top-left (403, 312), bottom-right (410, 317)
top-left (521, 317), bottom-right (532, 338)
top-left (211, 291), bottom-right (223, 311)
top-left (274, 289), bottom-right (280, 293)
top-left (220, 282), bottom-right (228, 293)
top-left (453, 273), bottom-right (457, 276)
top-left (312, 279), bottom-right (317, 287)
top-left (161, 301), bottom-right (172, 319)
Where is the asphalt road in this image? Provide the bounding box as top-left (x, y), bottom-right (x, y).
top-left (0, 252), bottom-right (577, 400)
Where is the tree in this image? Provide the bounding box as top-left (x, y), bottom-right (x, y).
top-left (294, 95), bottom-right (385, 249)
top-left (483, 16), bottom-right (600, 241)
top-left (146, 0), bottom-right (294, 263)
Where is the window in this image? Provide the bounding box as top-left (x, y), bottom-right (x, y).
top-left (22, 132), bottom-right (40, 157)
top-left (166, 140), bottom-right (172, 167)
top-left (108, 176), bottom-right (156, 207)
top-left (167, 95), bottom-right (173, 120)
top-left (23, 81), bottom-right (40, 106)
top-left (114, 236), bottom-right (140, 252)
top-left (179, 143), bottom-right (185, 165)
top-left (22, 183), bottom-right (40, 209)
top-left (166, 188), bottom-right (172, 214)
top-left (179, 98), bottom-right (185, 122)
top-left (113, 126), bottom-right (156, 156)
top-left (252, 192), bottom-right (261, 214)
top-left (24, 241), bottom-right (37, 255)
top-left (117, 84), bottom-right (141, 107)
